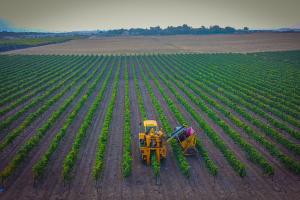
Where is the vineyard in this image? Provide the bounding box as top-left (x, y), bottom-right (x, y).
top-left (0, 51), bottom-right (300, 200)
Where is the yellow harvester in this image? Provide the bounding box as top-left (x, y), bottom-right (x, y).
top-left (139, 120), bottom-right (197, 165)
top-left (139, 120), bottom-right (166, 165)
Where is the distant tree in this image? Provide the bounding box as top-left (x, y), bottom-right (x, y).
top-left (224, 26), bottom-right (236, 33)
top-left (210, 25), bottom-right (222, 33)
top-left (149, 26), bottom-right (161, 35)
top-left (243, 27), bottom-right (249, 31)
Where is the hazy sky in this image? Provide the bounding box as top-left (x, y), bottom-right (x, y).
top-left (0, 0), bottom-right (299, 32)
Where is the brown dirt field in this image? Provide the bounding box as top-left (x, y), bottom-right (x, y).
top-left (2, 33), bottom-right (300, 55)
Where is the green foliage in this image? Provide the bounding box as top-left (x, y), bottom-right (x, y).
top-left (0, 56), bottom-right (84, 115)
top-left (151, 154), bottom-right (160, 177)
top-left (137, 56), bottom-right (190, 177)
top-left (32, 56), bottom-right (110, 180)
top-left (147, 55), bottom-right (247, 176)
top-left (158, 53), bottom-right (300, 175)
top-left (122, 60), bottom-right (132, 177)
top-left (0, 56), bottom-right (105, 182)
top-left (62, 61), bottom-right (115, 181)
top-left (195, 139), bottom-right (218, 176)
top-left (0, 56), bottom-right (99, 152)
top-left (132, 64), bottom-right (147, 120)
top-left (92, 59), bottom-right (121, 180)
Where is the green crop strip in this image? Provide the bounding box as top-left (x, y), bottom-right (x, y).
top-left (0, 56), bottom-right (81, 105)
top-left (0, 56), bottom-right (107, 182)
top-left (0, 56), bottom-right (86, 115)
top-left (132, 64), bottom-right (147, 121)
top-left (0, 55), bottom-right (60, 93)
top-left (157, 54), bottom-right (300, 174)
top-left (122, 61), bottom-right (132, 177)
top-left (0, 56), bottom-right (99, 152)
top-left (0, 56), bottom-right (95, 131)
top-left (167, 55), bottom-right (300, 155)
top-left (184, 54), bottom-right (300, 125)
top-left (150, 55), bottom-right (273, 175)
top-left (136, 56), bottom-right (190, 177)
top-left (143, 56), bottom-right (219, 176)
top-left (92, 57), bottom-right (121, 181)
top-left (32, 56), bottom-right (111, 180)
top-left (62, 59), bottom-right (116, 181)
top-left (180, 54), bottom-right (300, 133)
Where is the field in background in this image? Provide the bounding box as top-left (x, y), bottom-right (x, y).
top-left (0, 51), bottom-right (300, 200)
top-left (2, 32), bottom-right (300, 55)
top-left (0, 36), bottom-right (81, 52)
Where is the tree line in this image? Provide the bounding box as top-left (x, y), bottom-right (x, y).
top-left (97, 24), bottom-right (250, 36)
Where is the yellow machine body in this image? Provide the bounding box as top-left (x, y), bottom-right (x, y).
top-left (166, 125), bottom-right (197, 155)
top-left (139, 120), bottom-right (166, 165)
top-left (178, 134), bottom-right (197, 155)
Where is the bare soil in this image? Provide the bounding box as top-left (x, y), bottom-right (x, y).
top-left (2, 33), bottom-right (300, 55)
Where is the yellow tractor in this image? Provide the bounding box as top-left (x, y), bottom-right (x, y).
top-left (139, 120), bottom-right (166, 165)
top-left (139, 120), bottom-right (197, 165)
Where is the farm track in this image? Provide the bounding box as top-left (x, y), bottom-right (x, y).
top-left (0, 52), bottom-right (300, 200)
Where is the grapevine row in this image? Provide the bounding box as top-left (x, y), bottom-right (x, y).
top-left (122, 62), bottom-right (132, 177)
top-left (142, 56), bottom-right (219, 176)
top-left (162, 54), bottom-right (300, 154)
top-left (136, 56), bottom-right (191, 177)
top-left (157, 54), bottom-right (300, 174)
top-left (0, 56), bottom-right (100, 152)
top-left (32, 56), bottom-right (111, 179)
top-left (0, 56), bottom-right (108, 182)
top-left (92, 59), bottom-right (121, 180)
top-left (61, 60), bottom-right (114, 180)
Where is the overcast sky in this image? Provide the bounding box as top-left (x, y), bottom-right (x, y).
top-left (0, 0), bottom-right (299, 32)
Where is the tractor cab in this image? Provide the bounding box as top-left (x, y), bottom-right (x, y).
top-left (144, 120), bottom-right (159, 134)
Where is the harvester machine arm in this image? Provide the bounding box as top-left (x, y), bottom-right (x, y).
top-left (166, 125), bottom-right (186, 143)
